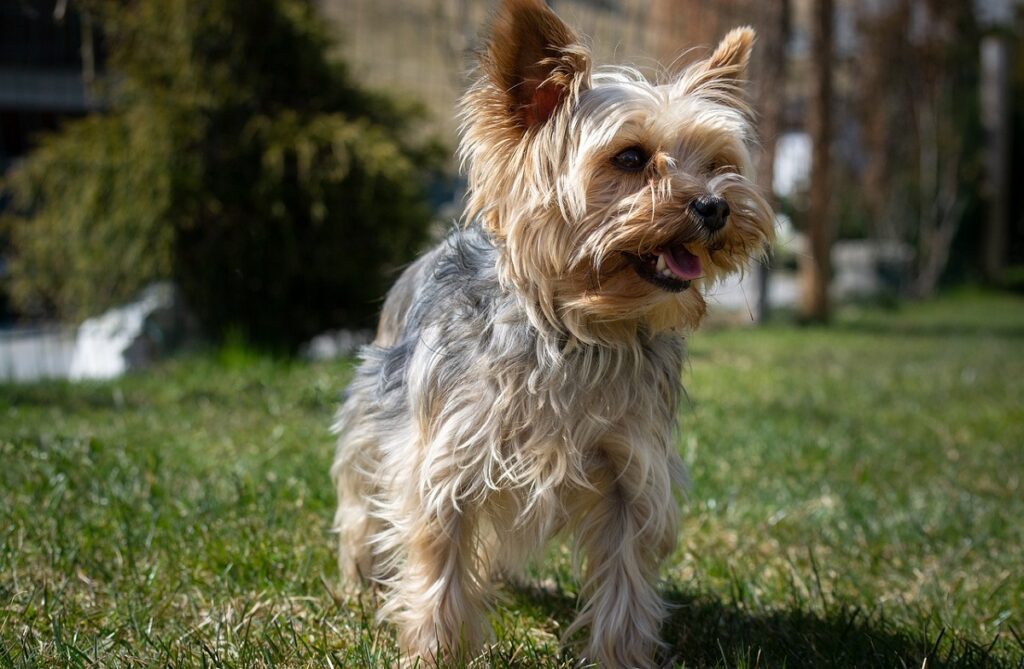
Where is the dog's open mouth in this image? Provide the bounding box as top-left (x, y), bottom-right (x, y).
top-left (627, 244), bottom-right (703, 292)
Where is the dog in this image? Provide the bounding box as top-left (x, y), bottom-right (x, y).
top-left (332, 1), bottom-right (773, 665)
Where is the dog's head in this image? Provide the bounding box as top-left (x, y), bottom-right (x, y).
top-left (460, 0), bottom-right (774, 343)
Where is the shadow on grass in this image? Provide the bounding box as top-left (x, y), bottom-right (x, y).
top-left (506, 583), bottom-right (1021, 669)
top-left (661, 589), bottom-right (1021, 669)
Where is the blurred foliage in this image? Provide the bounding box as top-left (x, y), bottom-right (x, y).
top-left (2, 0), bottom-right (443, 348)
top-left (851, 0), bottom-right (984, 295)
top-left (3, 113), bottom-right (176, 319)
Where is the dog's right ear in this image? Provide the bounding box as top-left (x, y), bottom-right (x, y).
top-left (676, 27), bottom-right (755, 112)
top-left (481, 0), bottom-right (590, 130)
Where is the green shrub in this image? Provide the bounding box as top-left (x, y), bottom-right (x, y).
top-left (4, 109), bottom-right (178, 318)
top-left (3, 0), bottom-right (443, 348)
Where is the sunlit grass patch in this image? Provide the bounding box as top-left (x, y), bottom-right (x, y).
top-left (2, 291), bottom-right (1022, 667)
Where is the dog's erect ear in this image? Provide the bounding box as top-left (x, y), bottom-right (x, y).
top-left (482, 0), bottom-right (590, 129)
top-left (706, 26), bottom-right (755, 79)
top-left (678, 27), bottom-right (755, 107)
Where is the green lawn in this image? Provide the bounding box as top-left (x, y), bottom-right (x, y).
top-left (2, 290), bottom-right (1023, 668)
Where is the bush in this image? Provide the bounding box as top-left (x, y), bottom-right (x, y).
top-left (3, 0), bottom-right (443, 348)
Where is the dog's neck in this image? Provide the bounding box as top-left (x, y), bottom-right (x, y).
top-left (474, 217), bottom-right (694, 348)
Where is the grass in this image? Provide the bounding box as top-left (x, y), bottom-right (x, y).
top-left (2, 289), bottom-right (1023, 668)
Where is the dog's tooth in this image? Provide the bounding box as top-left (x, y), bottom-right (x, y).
top-left (656, 254), bottom-right (667, 272)
top-left (662, 268), bottom-right (674, 278)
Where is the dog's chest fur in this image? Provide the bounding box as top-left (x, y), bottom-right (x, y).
top-left (368, 225), bottom-right (686, 506)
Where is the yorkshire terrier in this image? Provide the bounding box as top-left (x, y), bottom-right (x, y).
top-left (332, 0), bottom-right (773, 666)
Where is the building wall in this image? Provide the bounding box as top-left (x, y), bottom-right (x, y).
top-left (316, 0), bottom-right (780, 145)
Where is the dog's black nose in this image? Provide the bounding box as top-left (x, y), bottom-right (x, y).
top-left (690, 196), bottom-right (730, 232)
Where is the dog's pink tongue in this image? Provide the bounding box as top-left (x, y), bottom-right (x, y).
top-left (661, 246), bottom-right (702, 281)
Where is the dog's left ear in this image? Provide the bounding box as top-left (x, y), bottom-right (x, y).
top-left (481, 0), bottom-right (591, 130)
top-left (678, 27), bottom-right (755, 106)
top-left (705, 26), bottom-right (756, 79)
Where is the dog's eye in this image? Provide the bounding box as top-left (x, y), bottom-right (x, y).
top-left (611, 147), bottom-right (649, 172)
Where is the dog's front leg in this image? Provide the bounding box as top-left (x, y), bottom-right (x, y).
top-left (566, 443), bottom-right (679, 668)
top-left (388, 454), bottom-right (488, 666)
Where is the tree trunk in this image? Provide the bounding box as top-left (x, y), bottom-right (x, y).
top-left (801, 0), bottom-right (834, 323)
top-left (855, 0), bottom-right (910, 244)
top-left (754, 0), bottom-right (789, 323)
top-left (980, 33), bottom-right (1011, 282)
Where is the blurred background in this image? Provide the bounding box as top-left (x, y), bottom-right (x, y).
top-left (2, 5), bottom-right (1023, 665)
top-left (1, 0), bottom-right (1022, 380)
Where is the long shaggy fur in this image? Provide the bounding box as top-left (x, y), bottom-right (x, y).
top-left (332, 1), bottom-right (773, 666)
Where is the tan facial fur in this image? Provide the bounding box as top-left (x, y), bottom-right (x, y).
top-left (460, 1), bottom-right (773, 343)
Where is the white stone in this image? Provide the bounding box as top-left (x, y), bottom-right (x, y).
top-left (300, 329), bottom-right (373, 361)
top-left (69, 282), bottom-right (192, 380)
